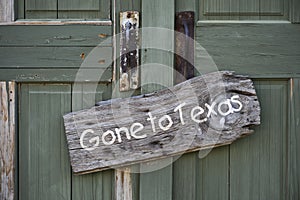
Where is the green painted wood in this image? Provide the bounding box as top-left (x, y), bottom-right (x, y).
top-left (260, 0), bottom-right (288, 20)
top-left (141, 0), bottom-right (174, 92)
top-left (139, 164), bottom-right (173, 200)
top-left (290, 0), bottom-right (300, 23)
top-left (238, 0), bottom-right (260, 20)
top-left (71, 83), bottom-right (113, 200)
top-left (19, 84), bottom-right (72, 200)
top-left (198, 0), bottom-right (288, 20)
top-left (25, 0), bottom-right (57, 19)
top-left (58, 0), bottom-right (110, 19)
top-left (140, 50), bottom-right (174, 93)
top-left (0, 46), bottom-right (91, 67)
top-left (21, 0), bottom-right (110, 19)
top-left (0, 46), bottom-right (112, 68)
top-left (172, 153), bottom-right (197, 200)
top-left (0, 69), bottom-right (112, 82)
top-left (196, 146), bottom-right (229, 200)
top-left (17, 0), bottom-right (25, 19)
top-left (0, 25), bottom-right (112, 47)
top-left (175, 0), bottom-right (197, 15)
top-left (59, 0), bottom-right (100, 11)
top-left (173, 3), bottom-right (197, 198)
top-left (195, 24), bottom-right (300, 76)
top-left (288, 78), bottom-right (300, 200)
top-left (116, 0), bottom-right (141, 12)
top-left (139, 0), bottom-right (174, 199)
top-left (230, 80), bottom-right (288, 200)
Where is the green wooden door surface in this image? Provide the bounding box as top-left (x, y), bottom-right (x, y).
top-left (18, 80), bottom-right (297, 200)
top-left (0, 0), bottom-right (299, 199)
top-left (19, 83), bottom-right (114, 200)
top-left (19, 84), bottom-right (72, 200)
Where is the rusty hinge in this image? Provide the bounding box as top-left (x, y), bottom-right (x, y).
top-left (175, 11), bottom-right (195, 84)
top-left (120, 11), bottom-right (139, 92)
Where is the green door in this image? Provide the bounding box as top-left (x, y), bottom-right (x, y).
top-left (0, 0), bottom-right (299, 199)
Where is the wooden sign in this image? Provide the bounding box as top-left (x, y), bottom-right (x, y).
top-left (63, 71), bottom-right (260, 175)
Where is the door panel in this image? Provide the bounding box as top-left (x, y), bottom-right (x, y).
top-left (58, 0), bottom-right (110, 19)
top-left (199, 0), bottom-right (288, 20)
top-left (197, 146), bottom-right (229, 200)
top-left (25, 0), bottom-right (57, 18)
top-left (19, 84), bottom-right (72, 200)
top-left (230, 80), bottom-right (288, 200)
top-left (22, 0), bottom-right (110, 19)
top-left (19, 83), bottom-right (114, 200)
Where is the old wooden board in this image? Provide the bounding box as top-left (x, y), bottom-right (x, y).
top-left (63, 71), bottom-right (261, 174)
top-left (0, 82), bottom-right (15, 200)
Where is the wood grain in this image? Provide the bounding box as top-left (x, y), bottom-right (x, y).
top-left (288, 78), bottom-right (300, 200)
top-left (230, 80), bottom-right (288, 200)
top-left (63, 71), bottom-right (261, 174)
top-left (290, 0), bottom-right (300, 23)
top-left (198, 0), bottom-right (288, 20)
top-left (0, 82), bottom-right (15, 200)
top-left (195, 24), bottom-right (300, 76)
top-left (0, 0), bottom-right (14, 22)
top-left (71, 83), bottom-right (113, 200)
top-left (140, 1), bottom-right (175, 198)
top-left (19, 84), bottom-right (71, 200)
top-left (0, 25), bottom-right (112, 47)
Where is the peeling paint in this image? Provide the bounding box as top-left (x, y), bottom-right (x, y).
top-left (120, 11), bottom-right (139, 92)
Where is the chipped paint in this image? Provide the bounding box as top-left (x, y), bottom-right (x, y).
top-left (120, 11), bottom-right (139, 91)
top-left (0, 81), bottom-right (15, 200)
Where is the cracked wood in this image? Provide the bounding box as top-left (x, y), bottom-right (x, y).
top-left (0, 82), bottom-right (15, 200)
top-left (63, 71), bottom-right (261, 175)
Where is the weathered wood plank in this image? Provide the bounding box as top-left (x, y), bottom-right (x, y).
top-left (63, 71), bottom-right (260, 174)
top-left (0, 69), bottom-right (112, 83)
top-left (195, 24), bottom-right (300, 76)
top-left (0, 25), bottom-right (112, 47)
top-left (230, 80), bottom-right (288, 200)
top-left (0, 0), bottom-right (14, 22)
top-left (288, 78), bottom-right (300, 200)
top-left (0, 81), bottom-right (15, 200)
top-left (115, 168), bottom-right (132, 200)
